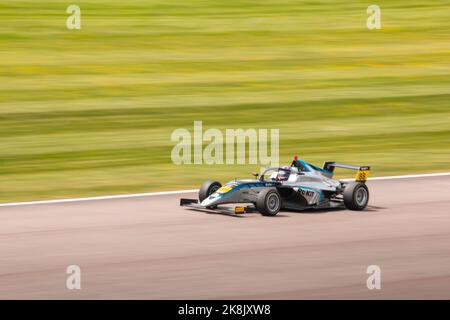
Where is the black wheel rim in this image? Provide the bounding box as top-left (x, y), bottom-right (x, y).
top-left (356, 187), bottom-right (368, 206)
top-left (267, 193), bottom-right (280, 211)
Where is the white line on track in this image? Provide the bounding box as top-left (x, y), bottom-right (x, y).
top-left (1, 172), bottom-right (449, 207)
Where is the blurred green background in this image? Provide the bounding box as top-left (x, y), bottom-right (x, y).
top-left (1, 0), bottom-right (449, 202)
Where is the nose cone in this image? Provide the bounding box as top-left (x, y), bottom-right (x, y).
top-left (201, 193), bottom-right (221, 207)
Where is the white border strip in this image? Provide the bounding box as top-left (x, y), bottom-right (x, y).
top-left (1, 172), bottom-right (449, 208)
top-left (0, 189), bottom-right (198, 207)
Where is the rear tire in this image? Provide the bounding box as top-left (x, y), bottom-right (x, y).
top-left (199, 180), bottom-right (222, 202)
top-left (256, 189), bottom-right (282, 216)
top-left (343, 182), bottom-right (369, 210)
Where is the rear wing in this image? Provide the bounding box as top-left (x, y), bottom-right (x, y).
top-left (323, 162), bottom-right (370, 182)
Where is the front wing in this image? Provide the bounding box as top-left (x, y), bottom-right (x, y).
top-left (180, 198), bottom-right (255, 215)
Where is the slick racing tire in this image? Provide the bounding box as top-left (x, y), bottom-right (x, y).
top-left (256, 189), bottom-right (282, 216)
top-left (199, 180), bottom-right (222, 203)
top-left (343, 182), bottom-right (369, 210)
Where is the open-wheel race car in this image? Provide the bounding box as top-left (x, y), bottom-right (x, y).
top-left (180, 156), bottom-right (370, 216)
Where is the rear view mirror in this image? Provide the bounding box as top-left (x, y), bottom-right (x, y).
top-left (251, 172), bottom-right (259, 178)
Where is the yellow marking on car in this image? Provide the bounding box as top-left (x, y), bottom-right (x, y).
top-left (234, 207), bottom-right (245, 214)
top-left (356, 170), bottom-right (370, 182)
top-left (217, 186), bottom-right (232, 193)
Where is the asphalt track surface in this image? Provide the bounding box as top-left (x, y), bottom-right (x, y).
top-left (1, 176), bottom-right (449, 299)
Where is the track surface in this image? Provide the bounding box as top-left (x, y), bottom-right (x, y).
top-left (1, 176), bottom-right (449, 299)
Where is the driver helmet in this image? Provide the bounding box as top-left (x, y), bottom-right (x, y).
top-left (276, 166), bottom-right (291, 181)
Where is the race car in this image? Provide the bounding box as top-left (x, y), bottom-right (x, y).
top-left (180, 156), bottom-right (370, 216)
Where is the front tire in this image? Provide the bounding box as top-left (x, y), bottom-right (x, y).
top-left (256, 189), bottom-right (282, 216)
top-left (343, 182), bottom-right (369, 210)
top-left (199, 180), bottom-right (222, 203)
